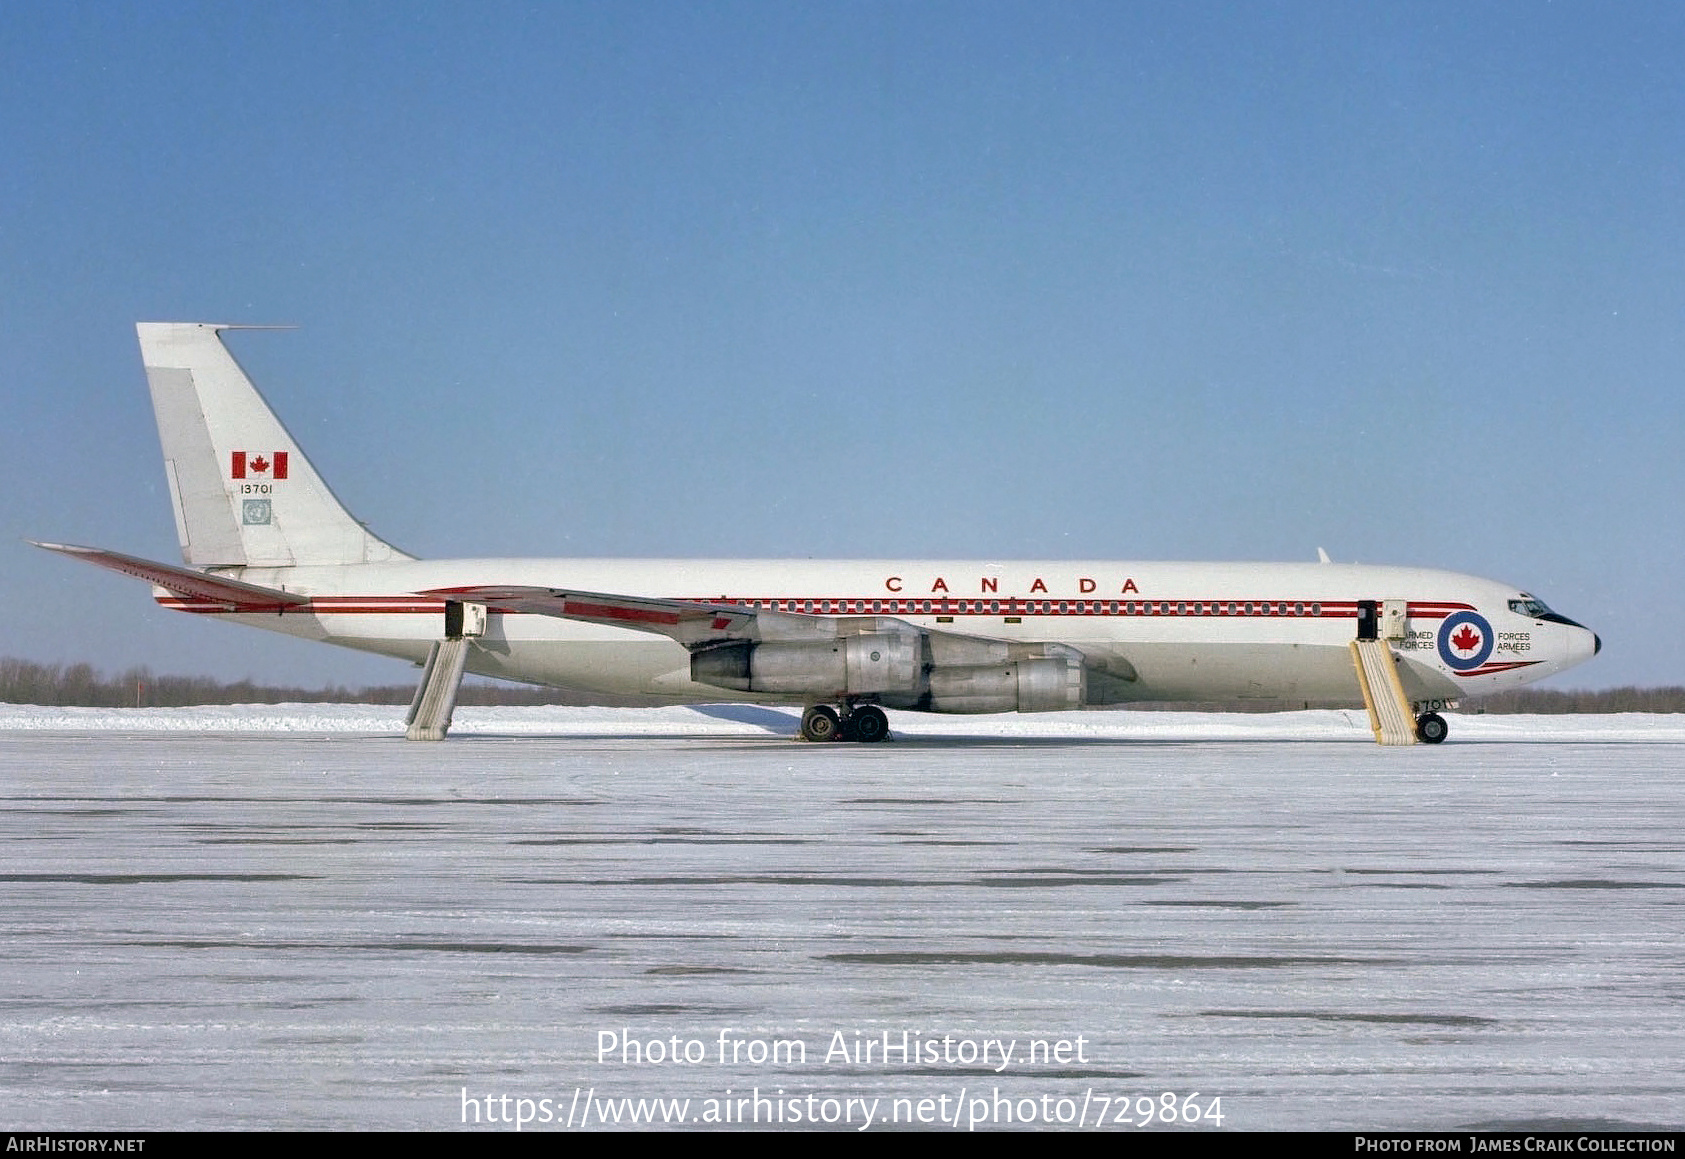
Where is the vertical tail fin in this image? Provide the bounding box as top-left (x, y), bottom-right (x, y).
top-left (139, 323), bottom-right (411, 568)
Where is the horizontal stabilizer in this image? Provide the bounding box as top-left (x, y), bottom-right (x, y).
top-left (31, 541), bottom-right (309, 612)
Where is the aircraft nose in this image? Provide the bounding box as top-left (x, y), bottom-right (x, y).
top-left (1555, 622), bottom-right (1600, 671)
top-left (1572, 625), bottom-right (1600, 665)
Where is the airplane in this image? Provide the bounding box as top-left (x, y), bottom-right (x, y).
top-left (35, 322), bottom-right (1601, 745)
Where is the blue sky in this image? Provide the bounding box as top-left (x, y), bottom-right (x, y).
top-left (3, 1), bottom-right (1680, 689)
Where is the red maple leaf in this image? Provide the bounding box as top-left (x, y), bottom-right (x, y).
top-left (249, 456), bottom-right (270, 474)
top-left (1451, 625), bottom-right (1481, 653)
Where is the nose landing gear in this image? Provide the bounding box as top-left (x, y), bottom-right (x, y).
top-left (1415, 712), bottom-right (1448, 744)
top-left (799, 703), bottom-right (890, 743)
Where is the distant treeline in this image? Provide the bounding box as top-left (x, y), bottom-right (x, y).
top-left (0, 658), bottom-right (660, 709)
top-left (1, 657), bottom-right (1680, 713)
top-left (1463, 685), bottom-right (1685, 714)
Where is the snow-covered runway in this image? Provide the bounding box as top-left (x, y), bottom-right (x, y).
top-left (1, 706), bottom-right (1681, 1131)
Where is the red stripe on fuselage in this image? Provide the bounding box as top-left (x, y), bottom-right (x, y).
top-left (1452, 660), bottom-right (1543, 677)
top-left (158, 593), bottom-right (1476, 619)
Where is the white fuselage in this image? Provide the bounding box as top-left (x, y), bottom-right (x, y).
top-left (159, 558), bottom-right (1600, 707)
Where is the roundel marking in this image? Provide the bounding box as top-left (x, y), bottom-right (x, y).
top-left (1438, 610), bottom-right (1494, 671)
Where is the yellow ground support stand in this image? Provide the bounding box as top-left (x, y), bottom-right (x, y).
top-left (1350, 638), bottom-right (1418, 746)
top-left (406, 636), bottom-right (469, 741)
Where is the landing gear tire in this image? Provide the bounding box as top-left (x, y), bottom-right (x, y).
top-left (1415, 712), bottom-right (1448, 744)
top-left (800, 704), bottom-right (841, 742)
top-left (848, 705), bottom-right (890, 744)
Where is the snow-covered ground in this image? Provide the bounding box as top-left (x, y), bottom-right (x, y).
top-left (3, 701), bottom-right (1684, 742)
top-left (0, 708), bottom-right (1680, 1131)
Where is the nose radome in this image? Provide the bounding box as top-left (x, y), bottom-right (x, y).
top-left (1594, 633), bottom-right (1602, 655)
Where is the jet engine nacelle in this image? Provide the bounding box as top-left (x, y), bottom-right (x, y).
top-left (691, 632), bottom-right (921, 697)
top-left (927, 656), bottom-right (1085, 714)
top-left (690, 631), bottom-right (1087, 713)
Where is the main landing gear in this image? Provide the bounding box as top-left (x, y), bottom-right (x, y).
top-left (800, 704), bottom-right (890, 743)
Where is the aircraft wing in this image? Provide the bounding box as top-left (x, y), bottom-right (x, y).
top-left (428, 583), bottom-right (1140, 711)
top-left (421, 584), bottom-right (1136, 683)
top-left (30, 541), bottom-right (310, 612)
top-left (420, 585), bottom-right (842, 645)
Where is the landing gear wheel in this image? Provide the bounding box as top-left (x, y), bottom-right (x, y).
top-left (1415, 712), bottom-right (1448, 744)
top-left (848, 705), bottom-right (890, 743)
top-left (800, 704), bottom-right (841, 742)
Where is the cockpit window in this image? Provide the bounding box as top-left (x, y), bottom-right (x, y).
top-left (1508, 594), bottom-right (1588, 630)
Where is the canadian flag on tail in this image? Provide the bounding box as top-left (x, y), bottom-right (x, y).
top-left (231, 451), bottom-right (289, 480)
